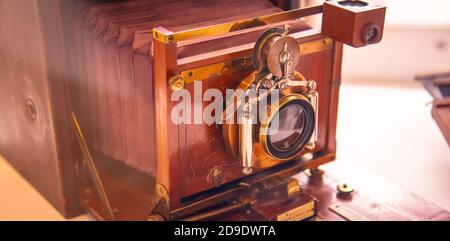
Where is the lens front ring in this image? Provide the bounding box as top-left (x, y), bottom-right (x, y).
top-left (259, 94), bottom-right (315, 161)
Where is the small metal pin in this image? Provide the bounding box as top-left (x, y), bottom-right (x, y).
top-left (283, 25), bottom-right (291, 35)
top-left (337, 183), bottom-right (355, 199)
top-left (25, 98), bottom-right (37, 120)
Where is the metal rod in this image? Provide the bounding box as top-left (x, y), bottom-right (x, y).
top-left (171, 184), bottom-right (247, 220)
top-left (240, 102), bottom-right (254, 174)
top-left (71, 112), bottom-right (116, 220)
top-left (308, 87), bottom-right (319, 147)
top-left (180, 201), bottom-right (250, 221)
top-left (153, 5), bottom-right (324, 43)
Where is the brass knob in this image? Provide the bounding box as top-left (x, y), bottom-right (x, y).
top-left (287, 178), bottom-right (302, 198)
top-left (208, 167), bottom-right (225, 187)
top-left (168, 75), bottom-right (185, 91)
top-left (337, 183), bottom-right (354, 197)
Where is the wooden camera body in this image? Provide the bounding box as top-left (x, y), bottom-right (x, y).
top-left (0, 0), bottom-right (386, 220)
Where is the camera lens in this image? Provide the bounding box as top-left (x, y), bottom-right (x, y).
top-left (261, 97), bottom-right (315, 160)
top-left (268, 105), bottom-right (306, 151)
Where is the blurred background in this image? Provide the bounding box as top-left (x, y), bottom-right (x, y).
top-left (302, 0), bottom-right (450, 211)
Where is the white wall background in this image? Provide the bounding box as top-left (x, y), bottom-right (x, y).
top-left (301, 0), bottom-right (450, 83)
top-left (386, 0), bottom-right (450, 27)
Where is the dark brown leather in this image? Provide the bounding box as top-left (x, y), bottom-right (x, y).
top-left (70, 0), bottom-right (288, 174)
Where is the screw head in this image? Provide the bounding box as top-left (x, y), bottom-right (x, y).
top-left (337, 183), bottom-right (354, 196)
top-left (25, 98), bottom-right (37, 120)
top-left (208, 166), bottom-right (225, 187)
top-left (169, 75), bottom-right (185, 91)
top-left (307, 80), bottom-right (317, 91)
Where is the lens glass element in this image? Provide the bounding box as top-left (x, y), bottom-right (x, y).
top-left (268, 104), bottom-right (306, 151)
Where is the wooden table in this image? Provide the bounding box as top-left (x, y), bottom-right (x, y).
top-left (221, 164), bottom-right (450, 221)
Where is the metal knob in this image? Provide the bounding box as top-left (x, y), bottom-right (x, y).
top-left (337, 183), bottom-right (354, 199)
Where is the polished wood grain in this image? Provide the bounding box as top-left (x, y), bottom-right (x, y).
top-left (0, 0), bottom-right (81, 218)
top-left (81, 150), bottom-right (157, 220)
top-left (323, 41), bottom-right (343, 156)
top-left (69, 0), bottom-right (290, 215)
top-left (153, 38), bottom-right (181, 209)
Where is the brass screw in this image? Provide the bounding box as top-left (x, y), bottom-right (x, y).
top-left (168, 75), bottom-right (185, 91)
top-left (337, 183), bottom-right (354, 196)
top-left (208, 166), bottom-right (225, 187)
top-left (307, 80), bottom-right (317, 91)
top-left (25, 98), bottom-right (37, 120)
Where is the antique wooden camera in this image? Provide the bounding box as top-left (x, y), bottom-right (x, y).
top-left (0, 0), bottom-right (386, 220)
